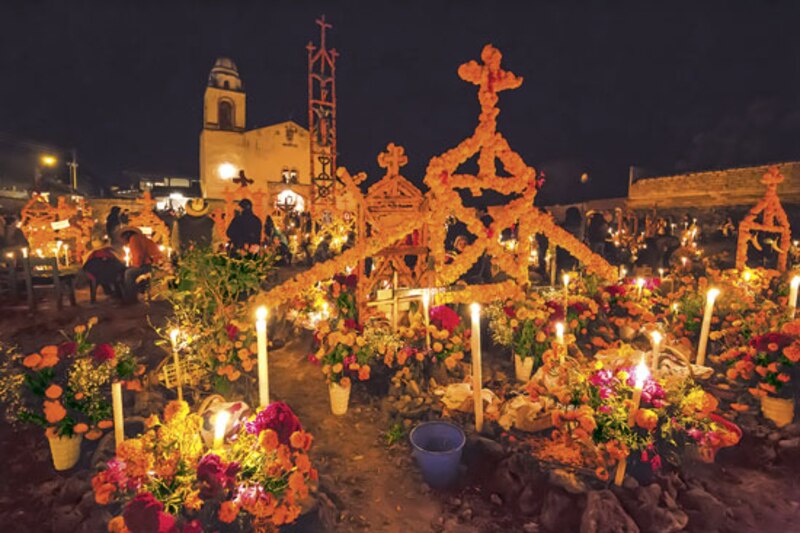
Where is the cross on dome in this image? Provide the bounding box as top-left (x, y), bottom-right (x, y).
top-left (377, 143), bottom-right (408, 177)
top-left (762, 166), bottom-right (785, 187)
top-left (458, 44), bottom-right (523, 114)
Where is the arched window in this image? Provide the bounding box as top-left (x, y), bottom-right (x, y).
top-left (218, 100), bottom-right (234, 130)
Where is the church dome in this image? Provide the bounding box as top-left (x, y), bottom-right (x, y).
top-left (208, 57), bottom-right (243, 91)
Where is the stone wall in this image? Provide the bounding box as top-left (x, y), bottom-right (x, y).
top-left (628, 161), bottom-right (800, 209)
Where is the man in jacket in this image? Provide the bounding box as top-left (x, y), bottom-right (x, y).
top-left (226, 199), bottom-right (262, 252)
top-left (119, 227), bottom-right (164, 303)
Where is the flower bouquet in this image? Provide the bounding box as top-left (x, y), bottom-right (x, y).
top-left (93, 400), bottom-right (317, 532)
top-left (0, 318), bottom-right (141, 470)
top-left (311, 318), bottom-right (375, 415)
top-left (486, 295), bottom-right (552, 382)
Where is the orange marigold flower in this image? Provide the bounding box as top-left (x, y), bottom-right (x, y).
top-left (768, 343), bottom-right (779, 352)
top-left (295, 452), bottom-right (312, 473)
top-left (784, 344), bottom-right (800, 362)
top-left (85, 429), bottom-right (103, 441)
top-left (22, 353), bottom-right (42, 368)
top-left (98, 419), bottom-right (113, 429)
top-left (288, 470), bottom-right (308, 498)
top-left (73, 423), bottom-right (89, 434)
top-left (595, 467), bottom-right (609, 481)
top-left (730, 403), bottom-right (750, 412)
top-left (218, 501), bottom-right (239, 524)
top-left (94, 482), bottom-right (116, 505)
top-left (107, 515), bottom-right (127, 533)
top-left (41, 345), bottom-right (59, 358)
top-left (125, 380), bottom-right (142, 392)
top-left (777, 373), bottom-right (791, 383)
top-left (44, 400), bottom-right (66, 423)
top-left (163, 400), bottom-right (189, 423)
top-left (444, 356), bottom-right (456, 370)
top-left (45, 384), bottom-right (63, 399)
top-left (759, 382), bottom-right (777, 394)
top-left (331, 363), bottom-right (343, 374)
top-left (635, 409), bottom-right (659, 431)
top-left (290, 430), bottom-right (314, 451)
top-left (259, 429), bottom-right (280, 451)
top-left (358, 365), bottom-right (371, 381)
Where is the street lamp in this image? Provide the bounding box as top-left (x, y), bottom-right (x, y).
top-left (40, 154), bottom-right (57, 167)
top-left (218, 162), bottom-right (237, 180)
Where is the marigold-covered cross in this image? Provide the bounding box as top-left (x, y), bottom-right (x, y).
top-left (377, 143), bottom-right (408, 177)
top-left (458, 44), bottom-right (523, 112)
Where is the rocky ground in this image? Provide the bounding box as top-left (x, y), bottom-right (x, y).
top-left (1, 289), bottom-right (800, 532)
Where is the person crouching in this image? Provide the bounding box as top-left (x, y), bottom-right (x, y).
top-left (119, 227), bottom-right (164, 304)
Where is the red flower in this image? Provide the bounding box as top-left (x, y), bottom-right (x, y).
top-left (750, 332), bottom-right (793, 352)
top-left (225, 323), bottom-right (239, 341)
top-left (343, 318), bottom-right (362, 332)
top-left (58, 341), bottom-right (77, 358)
top-left (430, 305), bottom-right (461, 333)
top-left (183, 520), bottom-right (203, 533)
top-left (502, 306), bottom-right (515, 318)
top-left (307, 353), bottom-right (320, 365)
top-left (123, 492), bottom-right (175, 533)
top-left (196, 454), bottom-right (239, 500)
top-left (245, 402), bottom-right (302, 444)
top-left (91, 343), bottom-right (116, 363)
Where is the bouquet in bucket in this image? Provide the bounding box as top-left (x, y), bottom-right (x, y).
top-left (310, 318), bottom-right (376, 386)
top-left (93, 400), bottom-right (317, 533)
top-left (487, 296), bottom-right (552, 365)
top-left (0, 318), bottom-right (142, 441)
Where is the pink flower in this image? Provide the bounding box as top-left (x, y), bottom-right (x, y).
top-left (307, 353), bottom-right (320, 365)
top-left (91, 343), bottom-right (116, 363)
top-left (196, 454), bottom-right (240, 500)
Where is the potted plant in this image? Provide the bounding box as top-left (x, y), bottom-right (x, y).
top-left (487, 296), bottom-right (552, 383)
top-left (0, 318), bottom-right (141, 470)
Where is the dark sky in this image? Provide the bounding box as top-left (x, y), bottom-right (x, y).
top-left (1, 1), bottom-right (800, 202)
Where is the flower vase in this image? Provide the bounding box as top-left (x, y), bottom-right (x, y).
top-left (329, 381), bottom-right (351, 416)
top-left (514, 354), bottom-right (534, 383)
top-left (761, 396), bottom-right (795, 428)
top-left (47, 433), bottom-right (82, 471)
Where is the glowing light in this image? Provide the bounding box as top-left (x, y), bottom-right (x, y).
top-left (40, 155), bottom-right (57, 167)
top-left (650, 330), bottom-right (662, 347)
top-left (213, 410), bottom-right (231, 449)
top-left (742, 270), bottom-right (752, 283)
top-left (562, 274), bottom-right (570, 288)
top-left (169, 328), bottom-right (180, 348)
top-left (218, 162), bottom-right (237, 180)
top-left (256, 306), bottom-right (268, 322)
top-left (634, 356), bottom-right (650, 389)
top-left (707, 287), bottom-right (720, 303)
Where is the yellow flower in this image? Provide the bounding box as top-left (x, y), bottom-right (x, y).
top-left (433, 342), bottom-right (444, 353)
top-left (356, 336), bottom-right (367, 347)
top-left (87, 316), bottom-right (98, 327)
top-left (510, 319), bottom-right (519, 328)
top-left (74, 325), bottom-right (86, 334)
top-left (332, 363), bottom-right (343, 374)
top-left (107, 516), bottom-right (127, 533)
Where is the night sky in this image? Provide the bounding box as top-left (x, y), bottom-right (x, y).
top-left (1, 1), bottom-right (800, 203)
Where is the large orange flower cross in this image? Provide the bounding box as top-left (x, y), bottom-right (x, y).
top-left (736, 166), bottom-right (792, 271)
top-left (423, 44), bottom-right (616, 291)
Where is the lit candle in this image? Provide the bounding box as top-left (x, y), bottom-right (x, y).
top-left (696, 288), bottom-right (720, 366)
top-left (123, 246), bottom-right (131, 267)
top-left (650, 330), bottom-right (662, 372)
top-left (470, 303), bottom-right (483, 433)
top-left (636, 277), bottom-right (645, 300)
top-left (619, 266), bottom-right (627, 281)
top-left (21, 247), bottom-right (28, 259)
top-left (55, 240), bottom-right (63, 265)
top-left (111, 381), bottom-right (124, 447)
top-left (422, 289), bottom-right (431, 350)
top-left (742, 270), bottom-right (752, 284)
top-left (256, 306), bottom-right (270, 407)
top-left (789, 276), bottom-right (800, 319)
top-left (167, 246), bottom-right (172, 260)
top-left (614, 356), bottom-right (649, 485)
top-left (213, 410), bottom-right (230, 449)
top-left (658, 268), bottom-right (664, 280)
top-left (63, 244), bottom-right (69, 266)
top-left (169, 328), bottom-right (183, 401)
top-left (562, 274), bottom-right (570, 322)
top-left (681, 256), bottom-right (687, 269)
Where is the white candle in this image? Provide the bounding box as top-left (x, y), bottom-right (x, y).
top-left (64, 244), bottom-right (69, 266)
top-left (112, 381), bottom-right (124, 447)
top-left (658, 268), bottom-right (664, 280)
top-left (696, 288), bottom-right (720, 366)
top-left (470, 303), bottom-right (483, 432)
top-left (615, 356), bottom-right (649, 485)
top-left (21, 247), bottom-right (28, 258)
top-left (256, 306), bottom-right (270, 407)
top-left (123, 246), bottom-right (131, 267)
top-left (636, 277), bottom-right (645, 300)
top-left (213, 410), bottom-right (230, 449)
top-left (169, 328), bottom-right (183, 401)
top-left (562, 273), bottom-right (570, 312)
top-left (422, 289), bottom-right (431, 350)
top-left (55, 240), bottom-right (63, 265)
top-left (650, 330), bottom-right (662, 372)
top-left (789, 276), bottom-right (800, 319)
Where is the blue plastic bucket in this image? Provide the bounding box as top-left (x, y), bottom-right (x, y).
top-left (409, 421), bottom-right (465, 489)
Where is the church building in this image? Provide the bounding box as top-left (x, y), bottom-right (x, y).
top-left (199, 57), bottom-right (310, 212)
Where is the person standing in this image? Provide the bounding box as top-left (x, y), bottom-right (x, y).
top-left (119, 227), bottom-right (164, 304)
top-left (106, 206), bottom-right (122, 240)
top-left (173, 198), bottom-right (215, 252)
top-left (226, 199), bottom-right (262, 252)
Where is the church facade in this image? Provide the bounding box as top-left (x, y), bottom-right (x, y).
top-left (199, 57), bottom-right (310, 212)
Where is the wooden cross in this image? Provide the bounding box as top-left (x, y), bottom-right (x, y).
top-left (316, 15), bottom-right (332, 51)
top-left (458, 44), bottom-right (523, 103)
top-left (377, 143), bottom-right (408, 177)
top-left (233, 171), bottom-right (254, 188)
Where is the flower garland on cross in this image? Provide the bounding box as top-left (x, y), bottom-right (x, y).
top-left (423, 44), bottom-right (617, 290)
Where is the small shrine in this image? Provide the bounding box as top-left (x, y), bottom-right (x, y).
top-left (736, 166), bottom-right (792, 271)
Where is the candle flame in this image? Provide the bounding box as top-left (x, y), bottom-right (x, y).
top-left (214, 410), bottom-right (231, 448)
top-left (256, 306), bottom-right (268, 321)
top-left (562, 274), bottom-right (570, 287)
top-left (555, 322), bottom-right (564, 338)
top-left (742, 270), bottom-right (752, 282)
top-left (634, 356), bottom-right (650, 389)
top-left (707, 287), bottom-right (720, 302)
top-left (636, 277), bottom-right (645, 288)
top-left (650, 330), bottom-right (662, 346)
top-left (470, 302), bottom-right (481, 321)
top-left (422, 289), bottom-right (430, 307)
top-left (791, 276), bottom-right (800, 289)
top-left (169, 328), bottom-right (180, 346)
